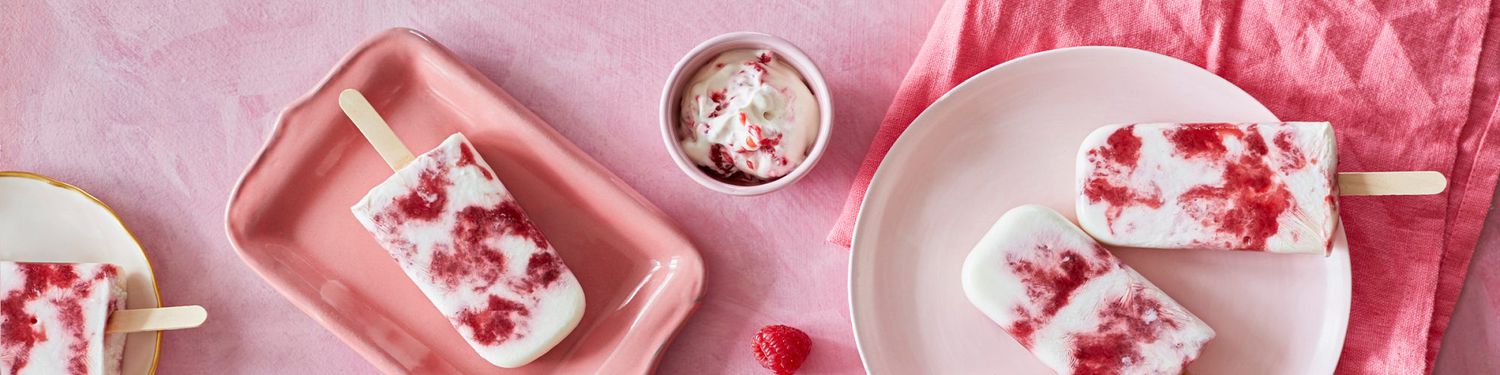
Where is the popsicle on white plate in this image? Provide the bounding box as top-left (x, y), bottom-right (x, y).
top-left (351, 133), bottom-right (585, 368)
top-left (1076, 122), bottom-right (1338, 254)
top-left (962, 205), bottom-right (1214, 375)
top-left (1, 262), bottom-right (127, 375)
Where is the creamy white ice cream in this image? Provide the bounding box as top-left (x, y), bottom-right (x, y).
top-left (1075, 122), bottom-right (1338, 254)
top-left (351, 133), bottom-right (584, 368)
top-left (0, 262), bottom-right (127, 375)
top-left (678, 49), bottom-right (819, 182)
top-left (961, 205), bottom-right (1214, 375)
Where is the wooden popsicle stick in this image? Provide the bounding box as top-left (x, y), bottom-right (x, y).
top-left (106, 305), bottom-right (207, 333)
top-left (339, 89), bottom-right (415, 171)
top-left (1337, 171), bottom-right (1447, 196)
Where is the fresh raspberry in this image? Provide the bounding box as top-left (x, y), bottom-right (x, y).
top-left (751, 324), bottom-right (812, 374)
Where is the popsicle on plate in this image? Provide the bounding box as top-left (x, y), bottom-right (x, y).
top-left (351, 133), bottom-right (585, 368)
top-left (1, 262), bottom-right (127, 375)
top-left (1076, 122), bottom-right (1338, 254)
top-left (961, 205), bottom-right (1214, 375)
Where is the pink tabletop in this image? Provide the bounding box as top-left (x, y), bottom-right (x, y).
top-left (0, 1), bottom-right (1494, 374)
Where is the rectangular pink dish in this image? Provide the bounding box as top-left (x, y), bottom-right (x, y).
top-left (225, 28), bottom-right (704, 374)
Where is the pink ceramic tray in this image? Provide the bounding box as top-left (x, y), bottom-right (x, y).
top-left (226, 28), bottom-right (703, 374)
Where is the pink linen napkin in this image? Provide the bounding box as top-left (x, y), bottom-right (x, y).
top-left (830, 0), bottom-right (1500, 373)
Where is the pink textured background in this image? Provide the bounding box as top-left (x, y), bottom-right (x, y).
top-left (0, 1), bottom-right (1493, 374)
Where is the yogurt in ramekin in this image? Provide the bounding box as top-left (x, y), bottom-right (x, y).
top-left (678, 50), bottom-right (820, 183)
top-left (661, 33), bottom-right (832, 195)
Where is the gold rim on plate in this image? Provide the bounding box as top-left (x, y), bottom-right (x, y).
top-left (0, 171), bottom-right (164, 374)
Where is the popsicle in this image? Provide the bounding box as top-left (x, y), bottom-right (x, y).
top-left (1, 262), bottom-right (126, 375)
top-left (961, 205), bottom-right (1214, 375)
top-left (1076, 122), bottom-right (1444, 254)
top-left (342, 90), bottom-right (585, 368)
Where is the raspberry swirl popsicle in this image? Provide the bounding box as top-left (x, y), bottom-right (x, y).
top-left (351, 133), bottom-right (584, 368)
top-left (962, 206), bottom-right (1214, 375)
top-left (1, 262), bottom-right (127, 375)
top-left (1077, 122), bottom-right (1338, 254)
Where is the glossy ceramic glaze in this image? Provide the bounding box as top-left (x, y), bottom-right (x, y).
top-left (849, 47), bottom-right (1351, 374)
top-left (0, 171), bottom-right (163, 374)
top-left (225, 28), bottom-right (704, 374)
top-left (659, 32), bottom-right (834, 196)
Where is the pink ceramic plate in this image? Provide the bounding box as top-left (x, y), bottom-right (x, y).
top-left (226, 28), bottom-right (704, 374)
top-left (849, 47), bottom-right (1350, 374)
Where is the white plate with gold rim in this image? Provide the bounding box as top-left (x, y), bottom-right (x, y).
top-left (0, 171), bottom-right (163, 374)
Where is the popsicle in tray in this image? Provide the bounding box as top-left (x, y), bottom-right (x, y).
top-left (1, 262), bottom-right (126, 375)
top-left (961, 205), bottom-right (1214, 375)
top-left (343, 90), bottom-right (584, 368)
